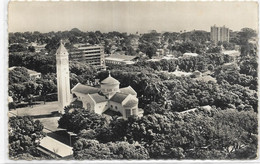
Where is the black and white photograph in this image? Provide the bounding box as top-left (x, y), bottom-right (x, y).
top-left (2, 0), bottom-right (259, 162)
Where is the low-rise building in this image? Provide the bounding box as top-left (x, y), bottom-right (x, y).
top-left (162, 55), bottom-right (177, 60)
top-left (222, 50), bottom-right (240, 62)
top-left (222, 50), bottom-right (240, 57)
top-left (38, 136), bottom-right (73, 159)
top-left (183, 52), bottom-right (199, 58)
top-left (29, 42), bottom-right (47, 53)
top-left (105, 54), bottom-right (138, 65)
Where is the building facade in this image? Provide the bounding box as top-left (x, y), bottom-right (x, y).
top-left (210, 25), bottom-right (230, 44)
top-left (71, 73), bottom-right (143, 119)
top-left (56, 41), bottom-right (71, 113)
top-left (70, 44), bottom-right (105, 69)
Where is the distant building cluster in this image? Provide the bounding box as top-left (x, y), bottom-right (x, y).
top-left (210, 25), bottom-right (230, 44)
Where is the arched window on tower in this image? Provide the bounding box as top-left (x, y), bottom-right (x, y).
top-left (87, 103), bottom-right (91, 110)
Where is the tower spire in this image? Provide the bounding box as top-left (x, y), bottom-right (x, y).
top-left (56, 39), bottom-right (68, 56)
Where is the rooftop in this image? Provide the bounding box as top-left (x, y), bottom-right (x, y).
top-left (120, 86), bottom-right (137, 95)
top-left (101, 74), bottom-right (120, 85)
top-left (195, 75), bottom-right (217, 83)
top-left (89, 93), bottom-right (107, 103)
top-left (8, 66), bottom-right (40, 75)
top-left (105, 54), bottom-right (138, 61)
top-left (166, 70), bottom-right (192, 77)
top-left (123, 99), bottom-right (138, 108)
top-left (71, 83), bottom-right (100, 94)
top-left (56, 41), bottom-right (69, 56)
top-left (110, 92), bottom-right (129, 103)
top-left (183, 53), bottom-right (199, 57)
top-left (27, 69), bottom-right (41, 75)
top-left (222, 50), bottom-right (240, 56)
top-left (39, 136), bottom-right (73, 158)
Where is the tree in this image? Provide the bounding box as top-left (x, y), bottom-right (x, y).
top-left (238, 28), bottom-right (257, 45)
top-left (24, 81), bottom-right (38, 96)
top-left (9, 67), bottom-right (30, 85)
top-left (139, 43), bottom-right (157, 59)
top-left (9, 83), bottom-right (26, 102)
top-left (58, 106), bottom-right (108, 134)
top-left (28, 46), bottom-right (35, 52)
top-left (37, 79), bottom-right (56, 104)
top-left (222, 41), bottom-right (235, 50)
top-left (9, 116), bottom-right (45, 158)
top-left (9, 44), bottom-right (27, 52)
top-left (73, 139), bottom-right (149, 159)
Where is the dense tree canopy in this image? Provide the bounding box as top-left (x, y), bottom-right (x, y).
top-left (9, 67), bottom-right (30, 84)
top-left (9, 116), bottom-right (45, 158)
top-left (73, 139), bottom-right (149, 160)
top-left (58, 106), bottom-right (108, 134)
top-left (9, 28), bottom-right (258, 160)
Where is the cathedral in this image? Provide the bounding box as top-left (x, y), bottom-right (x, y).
top-left (71, 73), bottom-right (143, 119)
top-left (56, 41), bottom-right (143, 119)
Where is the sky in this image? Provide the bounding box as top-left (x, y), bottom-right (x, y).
top-left (8, 1), bottom-right (258, 33)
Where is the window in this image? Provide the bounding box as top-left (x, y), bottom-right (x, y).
top-left (87, 103), bottom-right (91, 110)
top-left (132, 108), bottom-right (137, 115)
top-left (125, 109), bottom-right (131, 118)
top-left (115, 106), bottom-right (118, 110)
top-left (111, 105), bottom-right (113, 108)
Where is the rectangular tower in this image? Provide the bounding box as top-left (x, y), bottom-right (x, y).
top-left (56, 41), bottom-right (71, 113)
top-left (210, 25), bottom-right (230, 44)
top-left (69, 44), bottom-right (105, 70)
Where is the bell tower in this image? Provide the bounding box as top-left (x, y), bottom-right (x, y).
top-left (56, 40), bottom-right (71, 113)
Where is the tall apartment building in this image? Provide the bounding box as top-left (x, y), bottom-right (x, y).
top-left (70, 44), bottom-right (105, 69)
top-left (210, 25), bottom-right (230, 44)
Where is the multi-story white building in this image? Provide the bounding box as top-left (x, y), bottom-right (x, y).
top-left (210, 25), bottom-right (230, 44)
top-left (70, 44), bottom-right (105, 69)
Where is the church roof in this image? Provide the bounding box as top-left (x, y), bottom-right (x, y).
top-left (89, 93), bottom-right (107, 103)
top-left (123, 99), bottom-right (138, 108)
top-left (120, 86), bottom-right (137, 95)
top-left (101, 73), bottom-right (120, 85)
top-left (56, 41), bottom-right (69, 56)
top-left (110, 93), bottom-right (128, 103)
top-left (71, 83), bottom-right (100, 94)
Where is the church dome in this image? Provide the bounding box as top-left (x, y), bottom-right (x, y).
top-left (101, 74), bottom-right (120, 85)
